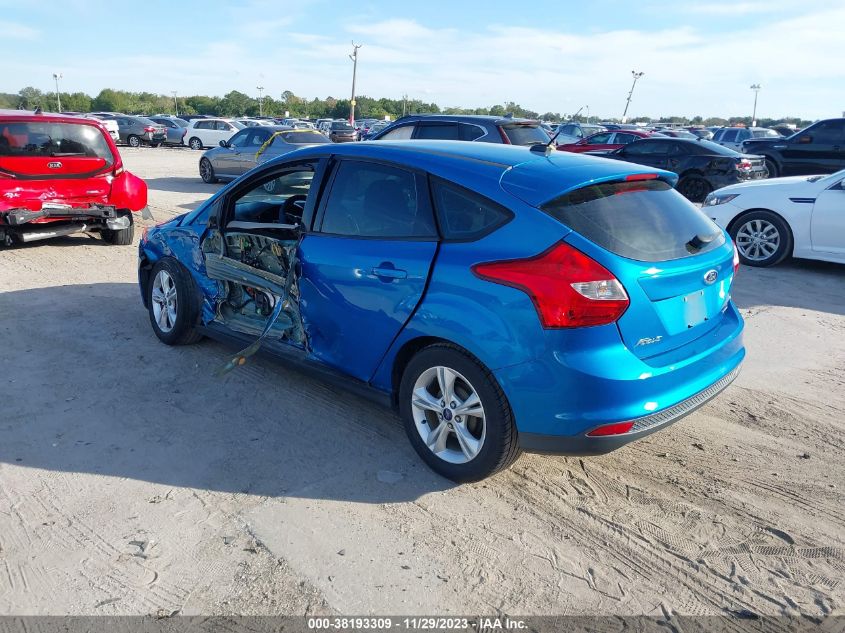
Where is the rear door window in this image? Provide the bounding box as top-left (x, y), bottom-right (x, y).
top-left (460, 123), bottom-right (485, 141)
top-left (721, 129), bottom-right (739, 142)
top-left (319, 161), bottom-right (436, 238)
top-left (542, 180), bottom-right (725, 262)
top-left (415, 122), bottom-right (459, 140)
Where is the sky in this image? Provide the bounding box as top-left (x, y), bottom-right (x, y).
top-left (1, 0), bottom-right (843, 120)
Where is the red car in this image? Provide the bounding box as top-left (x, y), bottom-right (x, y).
top-left (558, 129), bottom-right (654, 154)
top-left (0, 110), bottom-right (147, 246)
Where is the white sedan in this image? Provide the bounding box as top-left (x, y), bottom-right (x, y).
top-left (704, 169), bottom-right (845, 267)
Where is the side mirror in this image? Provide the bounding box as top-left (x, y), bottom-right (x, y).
top-left (798, 135), bottom-right (812, 144)
top-left (219, 140), bottom-right (229, 148)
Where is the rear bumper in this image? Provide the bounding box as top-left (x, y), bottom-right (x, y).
top-left (519, 364), bottom-right (741, 454)
top-left (495, 301), bottom-right (745, 452)
top-left (1, 204), bottom-right (118, 225)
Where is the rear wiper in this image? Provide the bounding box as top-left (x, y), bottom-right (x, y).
top-left (686, 233), bottom-right (717, 253)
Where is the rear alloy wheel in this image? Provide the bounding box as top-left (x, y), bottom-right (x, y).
top-left (127, 134), bottom-right (141, 148)
top-left (730, 210), bottom-right (792, 267)
top-left (399, 344), bottom-right (520, 482)
top-left (189, 137), bottom-right (203, 150)
top-left (677, 176), bottom-right (712, 202)
top-left (199, 158), bottom-right (218, 183)
top-left (146, 258), bottom-right (203, 345)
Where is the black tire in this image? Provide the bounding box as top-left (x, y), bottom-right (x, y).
top-left (127, 135), bottom-right (141, 148)
top-left (151, 142), bottom-right (162, 148)
top-left (101, 222), bottom-right (134, 245)
top-left (399, 343), bottom-right (521, 482)
top-left (677, 175), bottom-right (712, 202)
top-left (199, 158), bottom-right (218, 183)
top-left (764, 158), bottom-right (779, 178)
top-left (729, 210), bottom-right (793, 267)
top-left (146, 258), bottom-right (203, 346)
top-left (189, 137), bottom-right (203, 150)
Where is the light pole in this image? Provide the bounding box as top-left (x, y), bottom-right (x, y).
top-left (622, 70), bottom-right (644, 123)
top-left (403, 93), bottom-right (408, 117)
top-left (349, 42), bottom-right (362, 126)
top-left (52, 73), bottom-right (62, 112)
top-left (750, 84), bottom-right (761, 126)
top-left (172, 91), bottom-right (178, 116)
top-left (256, 86), bottom-right (264, 117)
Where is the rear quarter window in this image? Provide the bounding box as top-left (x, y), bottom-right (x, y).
top-left (431, 178), bottom-right (512, 241)
top-left (542, 180), bottom-right (725, 262)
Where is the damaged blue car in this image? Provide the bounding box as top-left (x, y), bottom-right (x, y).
top-left (138, 140), bottom-right (745, 482)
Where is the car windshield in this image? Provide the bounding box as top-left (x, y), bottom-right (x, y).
top-left (0, 120), bottom-right (114, 162)
top-left (542, 179), bottom-right (725, 262)
top-left (332, 123), bottom-right (353, 130)
top-left (501, 124), bottom-right (550, 145)
top-left (274, 131), bottom-right (331, 145)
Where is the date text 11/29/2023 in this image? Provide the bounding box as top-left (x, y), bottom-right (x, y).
top-left (306, 616), bottom-right (528, 630)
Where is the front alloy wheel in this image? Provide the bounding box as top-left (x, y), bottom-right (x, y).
top-left (731, 210), bottom-right (792, 267)
top-left (151, 269), bottom-right (178, 333)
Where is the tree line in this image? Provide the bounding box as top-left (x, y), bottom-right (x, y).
top-left (0, 86), bottom-right (812, 128)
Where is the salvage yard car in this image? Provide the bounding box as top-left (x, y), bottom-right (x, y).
top-left (0, 110), bottom-right (147, 246)
top-left (199, 126), bottom-right (331, 183)
top-left (705, 168), bottom-right (845, 267)
top-left (138, 141), bottom-right (744, 482)
top-left (608, 137), bottom-right (768, 202)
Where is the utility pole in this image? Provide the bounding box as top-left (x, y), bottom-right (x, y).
top-left (403, 93), bottom-right (408, 117)
top-left (750, 84), bottom-right (761, 126)
top-left (52, 73), bottom-right (62, 112)
top-left (256, 86), bottom-right (265, 117)
top-left (349, 42), bottom-right (362, 126)
top-left (622, 70), bottom-right (644, 123)
top-left (172, 91), bottom-right (178, 116)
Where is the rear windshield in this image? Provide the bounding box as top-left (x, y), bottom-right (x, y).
top-left (542, 179), bottom-right (725, 262)
top-left (752, 129), bottom-right (780, 138)
top-left (692, 139), bottom-right (741, 156)
top-left (501, 124), bottom-right (550, 146)
top-left (275, 131), bottom-right (331, 144)
top-left (0, 120), bottom-right (114, 162)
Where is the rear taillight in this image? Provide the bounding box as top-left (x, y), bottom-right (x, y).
top-left (497, 126), bottom-right (512, 144)
top-left (733, 242), bottom-right (740, 276)
top-left (472, 241), bottom-right (630, 328)
top-left (587, 421), bottom-right (635, 437)
top-left (736, 159), bottom-right (752, 171)
top-left (143, 126), bottom-right (156, 133)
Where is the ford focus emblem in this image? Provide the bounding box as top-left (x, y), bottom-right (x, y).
top-left (703, 269), bottom-right (718, 285)
top-left (47, 161), bottom-right (62, 169)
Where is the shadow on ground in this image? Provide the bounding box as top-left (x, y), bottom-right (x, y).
top-left (0, 283), bottom-right (452, 504)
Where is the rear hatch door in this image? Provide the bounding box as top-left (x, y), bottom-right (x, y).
top-left (539, 177), bottom-right (736, 361)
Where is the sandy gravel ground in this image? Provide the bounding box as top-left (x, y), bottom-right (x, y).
top-left (0, 147), bottom-right (843, 618)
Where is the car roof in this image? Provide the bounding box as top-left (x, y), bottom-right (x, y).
top-left (275, 140), bottom-right (675, 206)
top-left (0, 109), bottom-right (109, 125)
top-left (393, 113), bottom-right (539, 125)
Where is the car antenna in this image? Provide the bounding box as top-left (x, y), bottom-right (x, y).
top-left (536, 105), bottom-right (586, 156)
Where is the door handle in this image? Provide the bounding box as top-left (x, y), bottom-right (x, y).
top-left (370, 266), bottom-right (407, 281)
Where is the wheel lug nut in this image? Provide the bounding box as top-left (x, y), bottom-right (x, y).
top-left (455, 416), bottom-right (462, 422)
top-left (450, 401), bottom-right (456, 409)
top-left (440, 400), bottom-right (445, 407)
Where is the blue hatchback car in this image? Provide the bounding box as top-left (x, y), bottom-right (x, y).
top-left (138, 141), bottom-right (744, 481)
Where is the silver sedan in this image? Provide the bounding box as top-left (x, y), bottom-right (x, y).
top-left (198, 126), bottom-right (331, 183)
